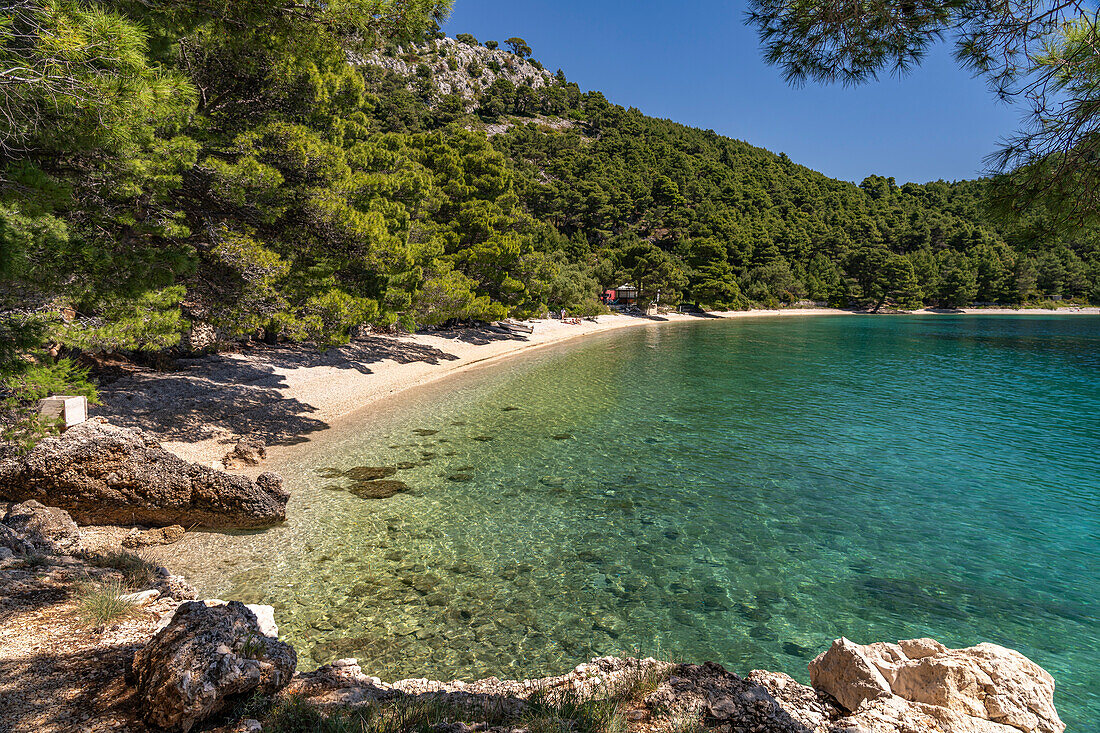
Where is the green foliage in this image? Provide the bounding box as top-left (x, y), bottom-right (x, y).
top-left (506, 37), bottom-right (532, 59)
top-left (75, 579), bottom-right (139, 629)
top-left (3, 3), bottom-right (1099, 424)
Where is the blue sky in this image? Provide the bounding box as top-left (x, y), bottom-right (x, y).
top-left (443, 0), bottom-right (1021, 185)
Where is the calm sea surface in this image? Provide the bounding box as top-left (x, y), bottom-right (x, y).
top-left (169, 316), bottom-right (1100, 729)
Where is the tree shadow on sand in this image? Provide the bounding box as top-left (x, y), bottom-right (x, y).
top-left (95, 336), bottom-right (464, 447)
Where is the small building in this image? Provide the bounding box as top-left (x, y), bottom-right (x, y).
top-left (600, 288), bottom-right (618, 304)
top-left (614, 284), bottom-right (639, 305)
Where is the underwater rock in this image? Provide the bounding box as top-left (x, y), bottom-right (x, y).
top-left (447, 473), bottom-right (473, 482)
top-left (395, 462), bottom-right (417, 470)
top-left (551, 433), bottom-right (573, 440)
top-left (501, 406), bottom-right (520, 411)
top-left (343, 466), bottom-right (397, 482)
top-left (471, 435), bottom-right (494, 442)
top-left (347, 480), bottom-right (411, 500)
top-left (412, 429), bottom-right (439, 436)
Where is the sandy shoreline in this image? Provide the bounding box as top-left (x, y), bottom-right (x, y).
top-left (92, 306), bottom-right (1098, 466)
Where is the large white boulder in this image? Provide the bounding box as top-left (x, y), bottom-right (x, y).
top-left (809, 637), bottom-right (1064, 733)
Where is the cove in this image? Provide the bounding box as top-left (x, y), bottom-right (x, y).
top-left (164, 315), bottom-right (1100, 730)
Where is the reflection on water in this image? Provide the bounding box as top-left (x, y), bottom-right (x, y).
top-left (160, 316), bottom-right (1100, 730)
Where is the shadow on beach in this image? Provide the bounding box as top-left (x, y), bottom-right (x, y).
top-left (94, 336), bottom-right (464, 448)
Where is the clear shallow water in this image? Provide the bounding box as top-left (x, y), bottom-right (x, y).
top-left (169, 316), bottom-right (1100, 730)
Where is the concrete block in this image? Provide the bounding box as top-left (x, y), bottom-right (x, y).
top-left (37, 395), bottom-right (87, 429)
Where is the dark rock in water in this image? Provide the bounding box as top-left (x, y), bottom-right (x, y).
top-left (384, 550), bottom-right (403, 561)
top-left (644, 436), bottom-right (659, 444)
top-left (736, 603), bottom-right (772, 622)
top-left (447, 473), bottom-right (473, 482)
top-left (576, 550), bottom-right (602, 563)
top-left (472, 435), bottom-right (494, 442)
top-left (343, 466), bottom-right (397, 481)
top-left (395, 462), bottom-right (417, 470)
top-left (782, 641), bottom-right (813, 658)
top-left (444, 451), bottom-right (458, 456)
top-left (412, 429), bottom-right (438, 436)
top-left (551, 433), bottom-right (573, 440)
top-left (420, 452), bottom-right (437, 460)
top-left (347, 480), bottom-right (411, 500)
top-left (501, 406), bottom-right (520, 412)
top-left (0, 420), bottom-right (288, 528)
top-left (749, 624), bottom-right (778, 641)
top-left (455, 465), bottom-right (475, 472)
top-left (539, 476), bottom-right (565, 487)
top-left (621, 474), bottom-right (639, 485)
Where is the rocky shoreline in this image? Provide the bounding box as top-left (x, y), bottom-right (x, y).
top-left (0, 421), bottom-right (1069, 732)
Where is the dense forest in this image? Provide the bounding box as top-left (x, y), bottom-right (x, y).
top-left (2, 1), bottom-right (1098, 432)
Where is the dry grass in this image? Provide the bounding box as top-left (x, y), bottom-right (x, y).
top-left (75, 580), bottom-right (139, 629)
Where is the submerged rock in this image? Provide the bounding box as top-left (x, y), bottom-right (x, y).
top-left (122, 524), bottom-right (186, 548)
top-left (471, 435), bottom-right (494, 442)
top-left (343, 466), bottom-right (397, 482)
top-left (347, 480), bottom-right (411, 500)
top-left (412, 429), bottom-right (439, 436)
top-left (132, 600), bottom-right (296, 732)
top-left (0, 420), bottom-right (288, 528)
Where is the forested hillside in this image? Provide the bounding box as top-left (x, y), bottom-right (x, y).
top-left (2, 3), bottom-right (1098, 431)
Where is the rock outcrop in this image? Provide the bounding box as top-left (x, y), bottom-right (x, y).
top-left (644, 661), bottom-right (836, 732)
top-left (132, 600), bottom-right (296, 732)
top-left (809, 637), bottom-right (1064, 733)
top-left (223, 436), bottom-right (266, 468)
top-left (0, 500), bottom-right (82, 554)
top-left (0, 420), bottom-right (288, 528)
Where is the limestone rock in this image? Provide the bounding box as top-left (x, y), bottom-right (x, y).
top-left (642, 661), bottom-right (827, 733)
top-left (0, 420), bottom-right (288, 528)
top-left (809, 637), bottom-right (893, 711)
top-left (746, 669), bottom-right (840, 730)
top-left (225, 437), bottom-right (266, 467)
top-left (132, 600), bottom-right (296, 732)
top-left (809, 637), bottom-right (1064, 733)
top-left (0, 500), bottom-right (83, 554)
top-left (123, 524), bottom-right (186, 548)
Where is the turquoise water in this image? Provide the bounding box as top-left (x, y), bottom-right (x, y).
top-left (171, 316), bottom-right (1100, 729)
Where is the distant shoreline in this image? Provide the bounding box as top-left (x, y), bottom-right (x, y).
top-left (93, 305), bottom-right (1098, 468)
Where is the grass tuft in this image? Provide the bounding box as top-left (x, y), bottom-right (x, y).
top-left (608, 663), bottom-right (670, 703)
top-left (524, 686), bottom-right (625, 733)
top-left (76, 579), bottom-right (139, 628)
top-left (81, 549), bottom-right (159, 588)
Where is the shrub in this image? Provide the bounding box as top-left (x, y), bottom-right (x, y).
top-left (76, 579), bottom-right (138, 628)
top-left (81, 549), bottom-right (159, 589)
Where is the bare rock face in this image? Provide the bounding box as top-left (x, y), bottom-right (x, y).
top-left (1, 500), bottom-right (83, 554)
top-left (132, 600), bottom-right (296, 732)
top-left (0, 420), bottom-right (288, 528)
top-left (643, 661), bottom-right (835, 732)
top-left (809, 637), bottom-right (1064, 733)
